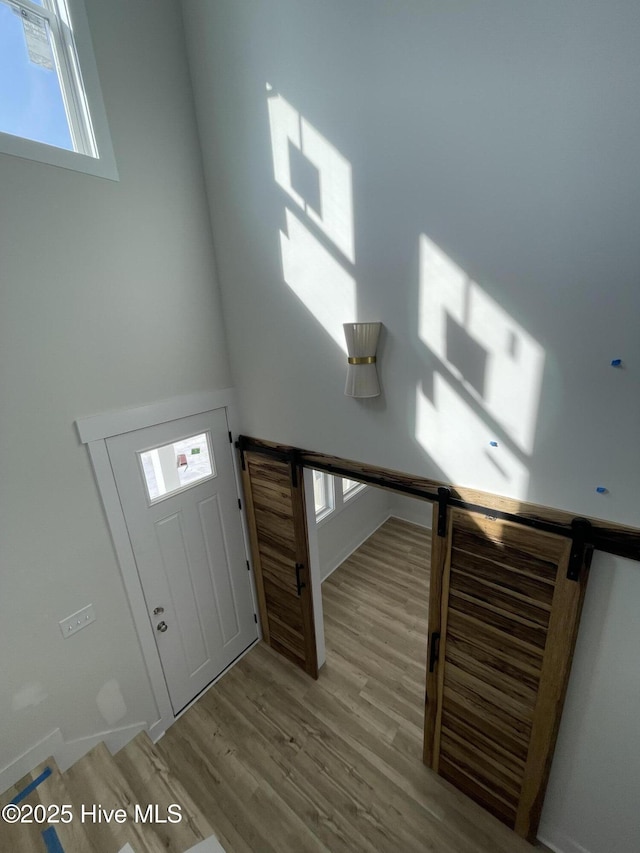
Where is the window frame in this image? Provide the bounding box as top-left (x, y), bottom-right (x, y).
top-left (342, 477), bottom-right (366, 502)
top-left (0, 0), bottom-right (118, 180)
top-left (138, 430), bottom-right (217, 506)
top-left (313, 470), bottom-right (367, 526)
top-left (312, 469), bottom-right (335, 522)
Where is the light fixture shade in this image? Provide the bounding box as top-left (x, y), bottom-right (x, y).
top-left (343, 322), bottom-right (382, 398)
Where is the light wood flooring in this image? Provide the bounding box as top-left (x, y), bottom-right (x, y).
top-left (160, 516), bottom-right (546, 852)
top-left (1, 517), bottom-right (550, 852)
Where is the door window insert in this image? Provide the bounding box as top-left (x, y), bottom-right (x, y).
top-left (139, 432), bottom-right (215, 503)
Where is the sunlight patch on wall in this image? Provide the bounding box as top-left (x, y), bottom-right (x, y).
top-left (268, 89), bottom-right (355, 264)
top-left (418, 235), bottom-right (545, 455)
top-left (268, 85), bottom-right (357, 351)
top-left (280, 208), bottom-right (355, 351)
top-left (416, 375), bottom-right (530, 498)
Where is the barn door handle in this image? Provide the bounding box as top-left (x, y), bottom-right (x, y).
top-left (295, 563), bottom-right (306, 597)
top-left (428, 631), bottom-right (440, 672)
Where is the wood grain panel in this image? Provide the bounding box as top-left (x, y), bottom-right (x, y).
top-left (449, 566), bottom-right (551, 626)
top-left (425, 507), bottom-right (589, 841)
top-left (446, 608), bottom-right (544, 673)
top-left (450, 546), bottom-right (555, 604)
top-left (448, 589), bottom-right (549, 649)
top-left (241, 450), bottom-right (317, 678)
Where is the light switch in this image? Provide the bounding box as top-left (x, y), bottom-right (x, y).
top-left (59, 604), bottom-right (95, 638)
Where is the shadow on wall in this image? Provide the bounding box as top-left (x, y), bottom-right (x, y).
top-left (266, 84), bottom-right (545, 499)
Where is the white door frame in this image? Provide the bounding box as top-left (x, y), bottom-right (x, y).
top-left (76, 389), bottom-right (260, 740)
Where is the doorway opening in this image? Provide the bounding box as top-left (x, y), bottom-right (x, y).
top-left (310, 470), bottom-right (432, 756)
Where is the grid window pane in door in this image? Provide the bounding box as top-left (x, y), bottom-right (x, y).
top-left (139, 432), bottom-right (215, 502)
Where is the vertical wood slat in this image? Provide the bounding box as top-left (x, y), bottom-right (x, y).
top-left (240, 455), bottom-right (270, 645)
top-left (424, 507), bottom-right (589, 841)
top-left (241, 449), bottom-right (318, 679)
top-left (515, 556), bottom-right (588, 839)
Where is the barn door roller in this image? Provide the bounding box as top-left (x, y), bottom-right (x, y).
top-left (567, 518), bottom-right (594, 581)
top-left (437, 487), bottom-right (450, 537)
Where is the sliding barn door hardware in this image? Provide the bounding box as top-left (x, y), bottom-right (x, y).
top-left (437, 487), bottom-right (451, 537)
top-left (234, 436), bottom-right (247, 470)
top-left (236, 435), bottom-right (297, 473)
top-left (236, 437), bottom-right (610, 569)
top-left (289, 450), bottom-right (302, 488)
top-left (567, 518), bottom-right (594, 581)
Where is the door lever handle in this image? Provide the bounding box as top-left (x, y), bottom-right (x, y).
top-left (295, 563), bottom-right (306, 597)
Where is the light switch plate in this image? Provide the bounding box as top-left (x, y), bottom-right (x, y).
top-left (59, 604), bottom-right (95, 638)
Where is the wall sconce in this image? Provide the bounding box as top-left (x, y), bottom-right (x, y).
top-left (343, 322), bottom-right (382, 398)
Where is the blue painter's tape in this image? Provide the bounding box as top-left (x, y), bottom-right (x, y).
top-left (489, 441), bottom-right (498, 447)
top-left (42, 826), bottom-right (65, 853)
top-left (596, 486), bottom-right (608, 494)
top-left (611, 358), bottom-right (622, 367)
top-left (10, 766), bottom-right (52, 805)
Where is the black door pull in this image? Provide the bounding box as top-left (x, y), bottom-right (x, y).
top-left (428, 631), bottom-right (440, 672)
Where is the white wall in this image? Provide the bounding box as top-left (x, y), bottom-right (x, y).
top-left (315, 482), bottom-right (430, 581)
top-left (181, 3), bottom-right (640, 851)
top-left (389, 494), bottom-right (432, 530)
top-left (316, 485), bottom-right (390, 581)
top-left (182, 0), bottom-right (640, 527)
top-left (0, 0), bottom-right (230, 774)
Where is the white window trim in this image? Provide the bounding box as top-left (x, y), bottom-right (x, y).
top-left (0, 0), bottom-right (118, 180)
top-left (312, 469), bottom-right (334, 522)
top-left (314, 471), bottom-right (367, 528)
top-left (343, 478), bottom-right (366, 502)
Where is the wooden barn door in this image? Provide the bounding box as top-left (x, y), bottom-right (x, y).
top-left (240, 447), bottom-right (318, 678)
top-left (424, 506), bottom-right (590, 841)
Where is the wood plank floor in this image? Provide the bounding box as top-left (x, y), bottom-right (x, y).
top-left (159, 516), bottom-right (547, 852)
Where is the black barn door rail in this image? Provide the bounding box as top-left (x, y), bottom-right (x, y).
top-left (236, 435), bottom-right (640, 566)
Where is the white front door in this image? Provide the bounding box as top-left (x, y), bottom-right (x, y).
top-left (106, 409), bottom-right (257, 713)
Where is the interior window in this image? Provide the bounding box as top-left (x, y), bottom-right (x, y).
top-left (313, 471), bottom-right (366, 522)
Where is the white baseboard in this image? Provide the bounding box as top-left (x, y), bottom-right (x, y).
top-left (537, 825), bottom-right (594, 853)
top-left (387, 512), bottom-right (432, 530)
top-left (0, 729), bottom-right (64, 792)
top-left (0, 721), bottom-right (147, 792)
top-left (148, 719), bottom-right (166, 744)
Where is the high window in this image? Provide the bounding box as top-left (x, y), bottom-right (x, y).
top-left (0, 0), bottom-right (117, 178)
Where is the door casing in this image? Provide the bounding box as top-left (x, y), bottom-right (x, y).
top-left (106, 408), bottom-right (258, 714)
top-left (77, 389), bottom-right (260, 740)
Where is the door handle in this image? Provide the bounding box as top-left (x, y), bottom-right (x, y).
top-left (295, 563), bottom-right (306, 597)
top-left (157, 621), bottom-right (168, 633)
top-left (428, 631), bottom-right (440, 672)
